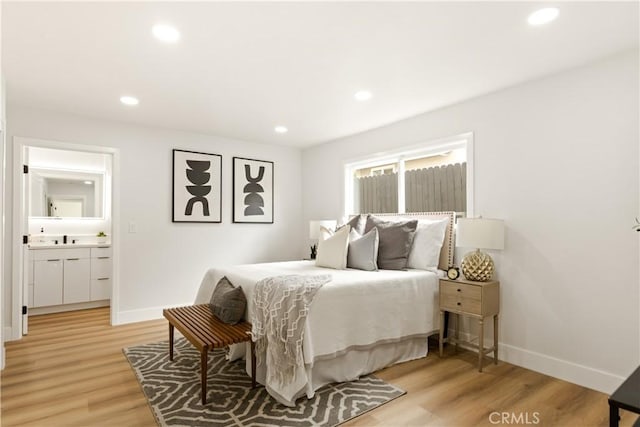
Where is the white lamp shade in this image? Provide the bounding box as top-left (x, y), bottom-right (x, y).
top-left (456, 218), bottom-right (504, 250)
top-left (309, 220), bottom-right (337, 239)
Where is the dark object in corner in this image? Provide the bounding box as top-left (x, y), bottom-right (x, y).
top-left (609, 365), bottom-right (640, 427)
top-left (310, 244), bottom-right (317, 260)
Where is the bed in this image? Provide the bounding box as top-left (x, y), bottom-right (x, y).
top-left (194, 212), bottom-right (455, 406)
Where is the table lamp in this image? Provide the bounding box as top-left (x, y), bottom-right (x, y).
top-left (309, 220), bottom-right (337, 259)
top-left (456, 217), bottom-right (504, 281)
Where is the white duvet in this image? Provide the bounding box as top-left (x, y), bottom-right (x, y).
top-left (194, 261), bottom-right (440, 405)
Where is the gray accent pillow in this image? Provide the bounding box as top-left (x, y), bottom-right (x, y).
top-left (209, 276), bottom-right (246, 324)
top-left (365, 216), bottom-right (418, 270)
top-left (347, 228), bottom-right (379, 271)
top-left (341, 214), bottom-right (367, 235)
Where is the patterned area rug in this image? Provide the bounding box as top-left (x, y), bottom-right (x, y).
top-left (124, 338), bottom-right (405, 427)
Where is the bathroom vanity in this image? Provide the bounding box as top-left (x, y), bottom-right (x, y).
top-left (28, 243), bottom-right (112, 314)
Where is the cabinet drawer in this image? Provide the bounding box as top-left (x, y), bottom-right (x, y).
top-left (91, 257), bottom-right (112, 280)
top-left (91, 247), bottom-right (112, 258)
top-left (32, 248), bottom-right (90, 261)
top-left (440, 294), bottom-right (482, 315)
top-left (91, 278), bottom-right (111, 301)
top-left (440, 281), bottom-right (482, 300)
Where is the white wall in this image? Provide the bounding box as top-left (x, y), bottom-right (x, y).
top-left (302, 49), bottom-right (639, 393)
top-left (5, 107), bottom-right (302, 326)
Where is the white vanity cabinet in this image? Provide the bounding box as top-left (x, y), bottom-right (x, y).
top-left (29, 245), bottom-right (112, 311)
top-left (33, 256), bottom-right (64, 307)
top-left (90, 247), bottom-right (112, 301)
top-left (63, 256), bottom-right (91, 304)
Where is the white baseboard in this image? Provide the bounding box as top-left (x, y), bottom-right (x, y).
top-left (116, 302), bottom-right (191, 325)
top-left (4, 326), bottom-right (17, 342)
top-left (446, 328), bottom-right (625, 394)
top-left (499, 343), bottom-right (625, 395)
top-left (29, 300), bottom-right (109, 316)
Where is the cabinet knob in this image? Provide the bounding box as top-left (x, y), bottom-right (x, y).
top-left (457, 302), bottom-right (461, 306)
top-left (457, 288), bottom-right (461, 292)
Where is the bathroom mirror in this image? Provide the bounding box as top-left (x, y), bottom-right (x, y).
top-left (29, 168), bottom-right (105, 219)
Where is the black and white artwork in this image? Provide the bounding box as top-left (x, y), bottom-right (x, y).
top-left (232, 157), bottom-right (274, 223)
top-left (173, 149), bottom-right (222, 223)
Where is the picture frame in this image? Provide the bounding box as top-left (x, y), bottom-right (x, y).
top-left (172, 149), bottom-right (222, 223)
top-left (232, 157), bottom-right (274, 223)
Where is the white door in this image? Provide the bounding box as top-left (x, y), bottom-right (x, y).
top-left (63, 258), bottom-right (91, 303)
top-left (21, 150), bottom-right (30, 334)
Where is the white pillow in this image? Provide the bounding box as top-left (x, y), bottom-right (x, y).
top-left (347, 228), bottom-right (379, 271)
top-left (316, 225), bottom-right (350, 270)
top-left (406, 218), bottom-right (448, 271)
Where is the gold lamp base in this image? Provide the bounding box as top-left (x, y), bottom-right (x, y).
top-left (461, 249), bottom-right (495, 282)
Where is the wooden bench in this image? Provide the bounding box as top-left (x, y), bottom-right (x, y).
top-left (162, 304), bottom-right (256, 405)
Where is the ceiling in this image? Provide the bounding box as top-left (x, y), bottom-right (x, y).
top-left (3, 2), bottom-right (638, 147)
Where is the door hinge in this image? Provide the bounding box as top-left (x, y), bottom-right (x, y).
top-left (22, 306), bottom-right (27, 315)
top-left (23, 235), bottom-right (28, 244)
top-left (23, 164), bottom-right (29, 174)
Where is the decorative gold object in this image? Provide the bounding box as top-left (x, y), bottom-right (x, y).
top-left (461, 249), bottom-right (495, 282)
top-left (456, 217), bottom-right (504, 282)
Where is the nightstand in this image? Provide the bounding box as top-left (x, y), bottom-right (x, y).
top-left (438, 277), bottom-right (500, 372)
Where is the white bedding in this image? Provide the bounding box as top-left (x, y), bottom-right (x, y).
top-left (194, 260), bottom-right (441, 405)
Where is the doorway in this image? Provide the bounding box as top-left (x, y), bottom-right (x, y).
top-left (11, 137), bottom-right (119, 338)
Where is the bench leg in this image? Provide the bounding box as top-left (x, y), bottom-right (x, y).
top-left (169, 323), bottom-right (174, 361)
top-left (201, 347), bottom-right (208, 405)
top-left (250, 340), bottom-right (256, 388)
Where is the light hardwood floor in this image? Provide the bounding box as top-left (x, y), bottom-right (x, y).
top-left (1, 307), bottom-right (635, 426)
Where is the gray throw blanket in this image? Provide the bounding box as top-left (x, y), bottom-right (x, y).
top-left (251, 274), bottom-right (332, 388)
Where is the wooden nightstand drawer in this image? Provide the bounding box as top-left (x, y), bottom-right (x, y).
top-left (440, 281), bottom-right (482, 300)
top-left (440, 294), bottom-right (482, 315)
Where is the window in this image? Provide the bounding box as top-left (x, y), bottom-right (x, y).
top-left (369, 165), bottom-right (396, 176)
top-left (344, 133), bottom-right (473, 217)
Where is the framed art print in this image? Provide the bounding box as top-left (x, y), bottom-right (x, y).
top-left (172, 149), bottom-right (222, 223)
top-left (232, 157), bottom-right (274, 223)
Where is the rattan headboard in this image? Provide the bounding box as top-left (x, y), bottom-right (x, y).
top-left (360, 212), bottom-right (456, 270)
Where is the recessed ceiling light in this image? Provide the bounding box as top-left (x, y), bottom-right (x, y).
top-left (354, 90), bottom-right (373, 101)
top-left (274, 126), bottom-right (288, 134)
top-left (120, 96), bottom-right (139, 106)
top-left (84, 181), bottom-right (93, 185)
top-left (152, 24), bottom-right (180, 43)
top-left (527, 8), bottom-right (559, 26)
